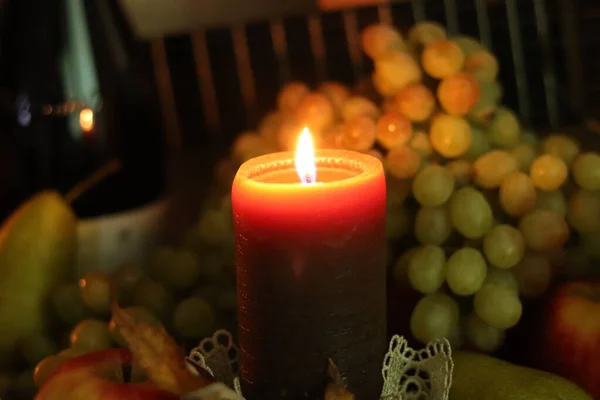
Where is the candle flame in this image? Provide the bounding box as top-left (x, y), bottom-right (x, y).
top-left (295, 127), bottom-right (317, 185)
top-left (79, 108), bottom-right (94, 133)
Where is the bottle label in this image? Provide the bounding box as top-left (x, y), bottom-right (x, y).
top-left (76, 198), bottom-right (168, 276)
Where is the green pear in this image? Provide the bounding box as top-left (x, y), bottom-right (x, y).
top-left (0, 191), bottom-right (77, 360)
top-left (451, 351), bottom-right (592, 399)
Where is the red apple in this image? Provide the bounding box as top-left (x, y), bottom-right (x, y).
top-left (35, 348), bottom-right (179, 400)
top-left (540, 281), bottom-right (600, 399)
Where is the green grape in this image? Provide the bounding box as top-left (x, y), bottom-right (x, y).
top-left (341, 96), bottom-right (380, 121)
top-left (376, 112), bottom-right (413, 150)
top-left (79, 271), bottom-right (112, 315)
top-left (484, 266), bottom-right (519, 292)
top-left (446, 248), bottom-right (487, 296)
top-left (173, 297), bottom-right (216, 339)
top-left (69, 319), bottom-right (113, 351)
top-left (52, 282), bottom-right (90, 326)
top-left (109, 306), bottom-right (160, 347)
top-left (295, 92), bottom-right (335, 133)
top-left (421, 40), bottom-right (465, 79)
top-left (392, 249), bottom-right (418, 288)
top-left (374, 51), bottom-right (422, 94)
top-left (132, 279), bottom-right (174, 322)
top-left (541, 134), bottom-right (580, 166)
top-left (111, 262), bottom-right (143, 306)
top-left (530, 154), bottom-right (568, 191)
top-left (469, 81), bottom-right (502, 125)
top-left (407, 245), bottom-right (446, 294)
top-left (567, 189), bottom-right (600, 234)
top-left (414, 206), bottom-right (453, 245)
top-left (465, 314), bottom-right (505, 353)
top-left (473, 150), bottom-right (519, 189)
top-left (499, 171), bottom-right (537, 217)
top-left (159, 249), bottom-right (202, 291)
top-left (464, 50), bottom-right (499, 83)
top-left (430, 113), bottom-right (472, 158)
top-left (386, 176), bottom-right (412, 205)
top-left (410, 292), bottom-right (459, 344)
top-left (449, 186), bottom-right (494, 239)
top-left (482, 225), bottom-right (525, 269)
top-left (361, 24), bottom-right (406, 60)
top-left (34, 356), bottom-right (67, 389)
top-left (20, 334), bottom-right (58, 367)
top-left (465, 126), bottom-right (491, 161)
top-left (512, 253), bottom-right (552, 299)
top-left (535, 190), bottom-right (567, 217)
top-left (519, 210), bottom-right (569, 252)
top-left (386, 204), bottom-right (411, 240)
top-left (412, 165), bottom-right (455, 207)
top-left (385, 145), bottom-right (422, 179)
top-left (452, 36), bottom-right (485, 56)
top-left (510, 143), bottom-right (537, 172)
top-left (437, 72), bottom-right (481, 116)
top-left (408, 21), bottom-right (447, 50)
top-left (474, 284), bottom-right (522, 329)
top-left (572, 152), bottom-right (600, 191)
top-left (394, 83), bottom-right (436, 122)
top-left (447, 321), bottom-right (464, 350)
top-left (446, 160), bottom-right (473, 187)
top-left (487, 107), bottom-right (520, 148)
top-left (341, 116), bottom-right (377, 152)
top-left (408, 130), bottom-right (434, 158)
top-left (521, 130), bottom-right (539, 149)
top-left (276, 81), bottom-right (309, 113)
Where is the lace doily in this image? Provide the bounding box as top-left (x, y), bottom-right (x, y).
top-left (185, 331), bottom-right (453, 400)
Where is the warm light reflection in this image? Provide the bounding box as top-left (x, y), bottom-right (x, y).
top-left (295, 127), bottom-right (317, 185)
top-left (79, 108), bottom-right (94, 133)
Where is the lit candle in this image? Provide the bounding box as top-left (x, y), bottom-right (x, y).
top-left (231, 128), bottom-right (387, 399)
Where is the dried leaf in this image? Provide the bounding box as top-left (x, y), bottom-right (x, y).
top-left (325, 359), bottom-right (355, 400)
top-left (111, 304), bottom-right (213, 395)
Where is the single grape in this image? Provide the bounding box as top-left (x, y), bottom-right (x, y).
top-left (535, 190), bottom-right (567, 217)
top-left (231, 132), bottom-right (272, 165)
top-left (361, 24), bottom-right (406, 59)
top-left (499, 171), bottom-right (537, 217)
top-left (51, 282), bottom-right (90, 326)
top-left (530, 154), bottom-right (568, 191)
top-left (277, 81), bottom-right (309, 113)
top-left (407, 245), bottom-right (446, 294)
top-left (449, 186), bottom-right (494, 239)
top-left (446, 160), bottom-right (473, 187)
top-left (386, 176), bottom-right (412, 205)
top-left (473, 150), bottom-right (518, 189)
top-left (437, 72), bottom-right (481, 116)
top-left (512, 253), bottom-right (552, 299)
top-left (342, 96), bottom-right (380, 121)
top-left (374, 51), bottom-right (422, 93)
top-left (340, 116), bottom-right (377, 151)
top-left (415, 206), bottom-right (453, 245)
top-left (408, 130), bottom-right (434, 158)
top-left (446, 248), bottom-right (487, 296)
top-left (483, 225), bottom-right (525, 269)
top-left (464, 50), bottom-right (499, 83)
top-left (484, 267), bottom-right (519, 292)
top-left (386, 204), bottom-right (411, 240)
top-left (319, 81), bottom-right (350, 119)
top-left (469, 81), bottom-right (502, 125)
top-left (430, 113), bottom-right (472, 158)
top-left (510, 143), bottom-right (537, 172)
top-left (474, 284), bottom-right (522, 329)
top-left (410, 292), bottom-right (459, 344)
top-left (79, 270), bottom-right (112, 315)
top-left (20, 334), bottom-right (58, 367)
top-left (412, 165), bottom-right (455, 207)
top-left (408, 21), bottom-right (447, 50)
top-left (159, 249), bottom-right (202, 291)
top-left (173, 297), bottom-right (216, 339)
top-left (465, 314), bottom-right (505, 353)
top-left (421, 40), bottom-right (465, 79)
top-left (465, 126), bottom-right (491, 161)
top-left (487, 107), bottom-right (521, 148)
top-left (371, 71), bottom-right (397, 97)
top-left (385, 145), bottom-right (422, 179)
top-left (567, 189), bottom-right (600, 234)
top-left (393, 83), bottom-right (436, 122)
top-left (572, 152), bottom-right (600, 191)
top-left (376, 112), bottom-right (413, 150)
top-left (541, 134), bottom-right (580, 166)
top-left (111, 262), bottom-right (143, 306)
top-left (34, 356), bottom-right (67, 389)
top-left (452, 36), bottom-right (485, 55)
top-left (69, 319), bottom-right (113, 351)
top-left (393, 248), bottom-right (418, 288)
top-left (132, 279), bottom-right (174, 322)
top-left (109, 306), bottom-right (160, 347)
top-left (295, 92), bottom-right (335, 133)
top-left (519, 210), bottom-right (569, 252)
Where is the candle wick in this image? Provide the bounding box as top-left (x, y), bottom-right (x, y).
top-left (302, 174), bottom-right (315, 185)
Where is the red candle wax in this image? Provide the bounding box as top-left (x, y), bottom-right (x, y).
top-left (232, 148), bottom-right (387, 400)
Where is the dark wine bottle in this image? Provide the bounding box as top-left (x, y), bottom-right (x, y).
top-left (0, 0), bottom-right (167, 271)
